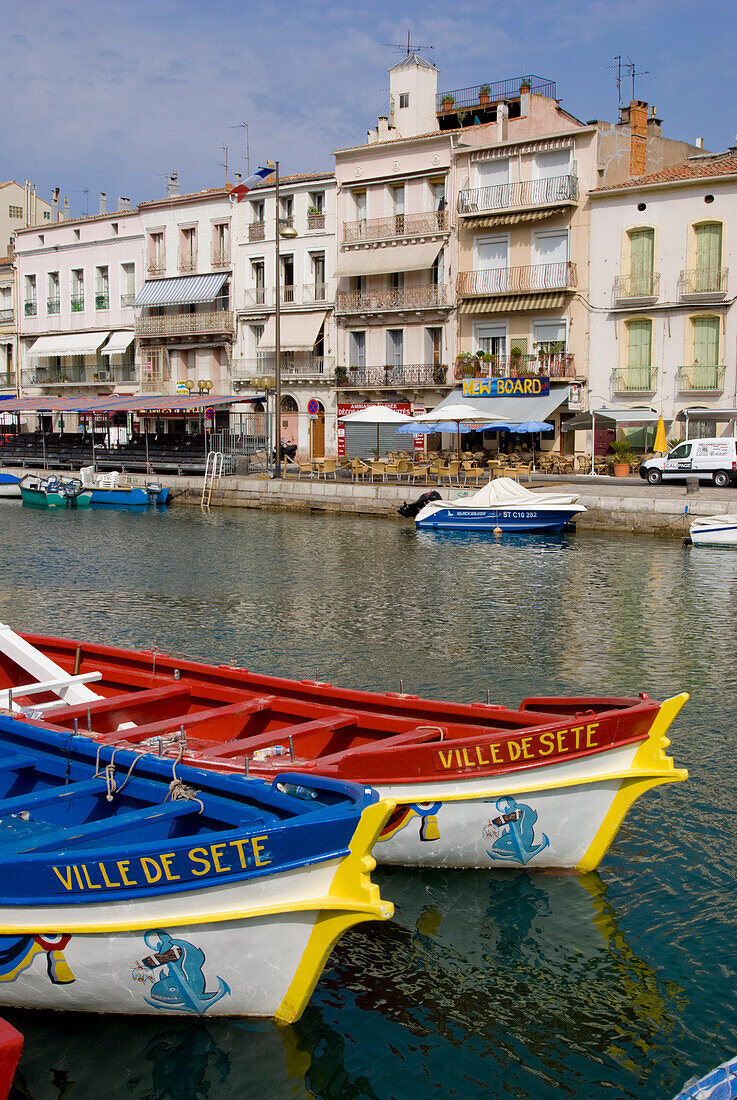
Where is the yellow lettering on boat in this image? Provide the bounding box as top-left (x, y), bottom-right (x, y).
top-left (160, 853), bottom-right (180, 882)
top-left (454, 749), bottom-right (463, 768)
top-left (81, 864), bottom-right (100, 890)
top-left (228, 838), bottom-right (250, 868)
top-left (538, 732), bottom-right (556, 756)
top-left (99, 862), bottom-right (121, 889)
top-left (490, 743), bottom-right (502, 764)
top-left (507, 740), bottom-right (522, 762)
top-left (521, 737), bottom-right (533, 759)
top-left (72, 865), bottom-right (84, 890)
top-left (586, 723), bottom-right (599, 748)
top-left (556, 729), bottom-right (567, 754)
top-left (570, 725), bottom-right (585, 749)
top-left (117, 860), bottom-right (136, 886)
top-left (140, 857), bottom-right (162, 884)
top-left (251, 836), bottom-right (271, 867)
top-left (476, 746), bottom-right (489, 766)
top-left (437, 749), bottom-right (454, 769)
top-left (462, 747), bottom-right (474, 768)
top-left (189, 847), bottom-right (211, 875)
top-left (52, 866), bottom-right (74, 891)
top-left (210, 843), bottom-right (231, 874)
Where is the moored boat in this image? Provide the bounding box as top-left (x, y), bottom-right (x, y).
top-left (0, 1016), bottom-right (22, 1098)
top-left (0, 625), bottom-right (688, 872)
top-left (0, 712), bottom-right (391, 1020)
top-left (0, 473), bottom-right (21, 500)
top-left (409, 477), bottom-right (586, 532)
top-left (19, 475), bottom-right (91, 510)
top-left (688, 513), bottom-right (737, 548)
top-left (79, 467), bottom-right (169, 507)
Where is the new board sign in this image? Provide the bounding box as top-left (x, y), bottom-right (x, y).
top-left (463, 377), bottom-right (550, 398)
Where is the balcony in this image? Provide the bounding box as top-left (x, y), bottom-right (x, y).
top-left (0, 308), bottom-right (13, 324)
top-left (343, 210), bottom-right (449, 244)
top-left (135, 310), bottom-right (234, 336)
top-left (70, 295), bottom-right (85, 312)
top-left (0, 373), bottom-right (16, 389)
top-left (337, 363), bottom-right (450, 388)
top-left (458, 176), bottom-right (578, 217)
top-left (120, 293), bottom-right (135, 308)
top-left (242, 288), bottom-right (268, 309)
top-left (336, 284), bottom-right (450, 315)
top-left (676, 365), bottom-right (726, 393)
top-left (212, 248), bottom-right (231, 268)
top-left (611, 367), bottom-right (657, 394)
top-left (613, 273), bottom-right (660, 303)
top-left (457, 262), bottom-right (577, 297)
top-left (249, 223), bottom-right (266, 242)
top-left (679, 267), bottom-right (728, 300)
top-left (307, 213), bottom-right (325, 231)
top-left (147, 259), bottom-right (166, 277)
top-left (95, 294), bottom-right (109, 310)
top-left (232, 355), bottom-right (335, 382)
top-left (47, 298), bottom-right (60, 315)
top-left (303, 282), bottom-right (328, 303)
top-left (456, 353), bottom-right (576, 381)
top-left (281, 285), bottom-right (296, 304)
top-left (24, 301), bottom-right (37, 317)
top-left (22, 365), bottom-right (138, 387)
top-left (178, 254), bottom-right (197, 274)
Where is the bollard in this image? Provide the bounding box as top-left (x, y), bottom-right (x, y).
top-left (686, 477), bottom-right (699, 494)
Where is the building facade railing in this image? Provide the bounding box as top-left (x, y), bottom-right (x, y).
top-left (455, 353), bottom-right (576, 380)
top-left (437, 76), bottom-right (556, 111)
top-left (46, 298), bottom-right (60, 315)
top-left (307, 213), bottom-right (325, 231)
top-left (0, 308), bottom-right (13, 324)
top-left (178, 253), bottom-right (197, 274)
top-left (457, 262), bottom-right (577, 296)
top-left (120, 293), bottom-right (135, 308)
top-left (70, 295), bottom-right (85, 312)
top-left (248, 223), bottom-right (266, 242)
top-left (147, 259), bottom-right (166, 277)
top-left (212, 247), bottom-right (231, 268)
top-left (610, 367), bottom-right (658, 393)
top-left (458, 175), bottom-right (578, 215)
top-left (0, 373), bottom-right (16, 389)
top-left (95, 294), bottom-right (109, 310)
top-left (303, 282), bottom-right (328, 303)
top-left (337, 363), bottom-right (449, 388)
top-left (343, 210), bottom-right (448, 243)
top-left (232, 355), bottom-right (334, 380)
top-left (24, 301), bottom-right (37, 317)
top-left (676, 364), bottom-right (726, 392)
top-left (613, 273), bottom-right (660, 300)
top-left (678, 267), bottom-right (728, 298)
top-left (22, 365), bottom-right (138, 387)
top-left (336, 284), bottom-right (449, 313)
top-left (135, 311), bottom-right (234, 335)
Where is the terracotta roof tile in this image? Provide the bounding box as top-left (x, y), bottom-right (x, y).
top-left (594, 151), bottom-right (737, 192)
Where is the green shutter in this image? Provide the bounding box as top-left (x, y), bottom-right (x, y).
top-left (691, 317), bottom-right (720, 387)
top-left (627, 320), bottom-right (652, 388)
top-left (694, 224), bottom-right (722, 291)
top-left (629, 229), bottom-right (654, 295)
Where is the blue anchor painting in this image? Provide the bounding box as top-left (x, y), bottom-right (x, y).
top-left (133, 931), bottom-right (231, 1015)
top-left (482, 796), bottom-right (550, 865)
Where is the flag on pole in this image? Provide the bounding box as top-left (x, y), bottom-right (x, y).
top-left (229, 165), bottom-right (276, 202)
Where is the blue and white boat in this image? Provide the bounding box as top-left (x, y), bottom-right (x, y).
top-left (79, 467), bottom-right (169, 507)
top-left (413, 477), bottom-right (586, 532)
top-left (0, 473), bottom-right (21, 499)
top-left (0, 715), bottom-right (393, 1021)
top-left (671, 1054), bottom-right (737, 1099)
top-left (688, 513), bottom-right (737, 548)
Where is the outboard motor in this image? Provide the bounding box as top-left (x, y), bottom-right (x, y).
top-left (146, 481), bottom-right (163, 504)
top-left (398, 490), bottom-right (441, 519)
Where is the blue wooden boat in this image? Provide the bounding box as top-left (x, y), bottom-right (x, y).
top-left (0, 715), bottom-right (393, 1020)
top-left (79, 468), bottom-right (169, 507)
top-left (671, 1054), bottom-right (737, 1099)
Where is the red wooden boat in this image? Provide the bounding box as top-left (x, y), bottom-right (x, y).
top-left (0, 1016), bottom-right (22, 1099)
top-left (0, 626), bottom-right (688, 870)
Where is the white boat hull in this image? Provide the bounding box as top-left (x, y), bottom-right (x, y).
top-left (689, 517), bottom-right (737, 547)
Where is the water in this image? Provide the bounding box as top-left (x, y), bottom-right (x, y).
top-left (1, 502), bottom-right (735, 1100)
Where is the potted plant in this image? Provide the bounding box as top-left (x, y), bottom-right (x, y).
top-left (611, 438), bottom-right (635, 477)
top-left (520, 76), bottom-right (531, 94)
top-left (510, 346), bottom-right (523, 376)
top-left (432, 364), bottom-right (447, 385)
top-left (441, 94), bottom-right (455, 113)
top-left (479, 84), bottom-right (491, 105)
top-left (335, 365), bottom-right (348, 385)
top-left (454, 352), bottom-right (474, 379)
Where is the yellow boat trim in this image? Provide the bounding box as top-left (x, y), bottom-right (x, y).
top-left (576, 693), bottom-right (689, 873)
top-left (274, 798), bottom-right (395, 1024)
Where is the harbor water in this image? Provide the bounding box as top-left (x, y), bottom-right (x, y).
top-left (1, 502), bottom-right (735, 1099)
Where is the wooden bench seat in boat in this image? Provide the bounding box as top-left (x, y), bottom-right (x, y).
top-left (18, 800), bottom-right (202, 853)
top-left (90, 697), bottom-right (277, 746)
top-left (194, 714), bottom-right (358, 760)
top-left (0, 778), bottom-right (108, 817)
top-left (49, 685), bottom-right (195, 733)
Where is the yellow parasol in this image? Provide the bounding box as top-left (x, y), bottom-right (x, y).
top-left (653, 416), bottom-right (667, 454)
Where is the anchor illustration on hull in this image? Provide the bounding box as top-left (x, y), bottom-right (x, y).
top-left (135, 930), bottom-right (230, 1015)
top-left (483, 796), bottom-right (550, 865)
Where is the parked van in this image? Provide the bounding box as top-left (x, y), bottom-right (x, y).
top-left (640, 437), bottom-right (737, 487)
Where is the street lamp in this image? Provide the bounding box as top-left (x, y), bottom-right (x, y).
top-left (273, 160), bottom-right (298, 478)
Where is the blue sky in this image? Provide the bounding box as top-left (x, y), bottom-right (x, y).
top-left (3, 0), bottom-right (734, 217)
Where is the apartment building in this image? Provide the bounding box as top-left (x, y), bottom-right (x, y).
top-left (589, 149), bottom-right (737, 440)
top-left (14, 196), bottom-right (143, 404)
top-left (232, 171), bottom-right (337, 454)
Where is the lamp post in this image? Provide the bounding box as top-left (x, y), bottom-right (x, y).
top-left (273, 161), bottom-right (298, 478)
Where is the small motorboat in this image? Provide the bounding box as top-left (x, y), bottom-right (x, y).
top-left (688, 513), bottom-right (737, 548)
top-left (0, 712), bottom-right (392, 1021)
top-left (409, 477), bottom-right (586, 532)
top-left (670, 1053), bottom-right (737, 1099)
top-left (0, 473), bottom-right (21, 500)
top-left (0, 624), bottom-right (688, 873)
top-left (79, 467), bottom-right (169, 507)
top-left (19, 475), bottom-right (92, 510)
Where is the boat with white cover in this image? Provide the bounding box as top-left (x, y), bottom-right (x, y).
top-left (412, 477), bottom-right (586, 532)
top-left (688, 514), bottom-right (737, 548)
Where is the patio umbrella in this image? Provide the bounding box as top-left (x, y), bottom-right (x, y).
top-left (339, 404), bottom-right (414, 458)
top-left (653, 416), bottom-right (668, 454)
top-left (509, 420), bottom-right (555, 472)
top-left (409, 403), bottom-right (507, 459)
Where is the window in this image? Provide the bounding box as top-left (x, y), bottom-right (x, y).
top-left (251, 201), bottom-right (264, 224)
top-left (47, 271), bottom-right (60, 314)
top-left (311, 252), bottom-right (325, 300)
top-left (111, 222), bottom-right (119, 235)
top-left (628, 228), bottom-right (655, 296)
top-left (308, 192), bottom-right (324, 214)
top-left (399, 92), bottom-right (409, 108)
top-left (43, 211), bottom-right (50, 220)
top-left (692, 316), bottom-right (720, 364)
top-left (533, 320), bottom-right (567, 363)
top-left (8, 206), bottom-right (22, 219)
top-left (694, 223), bottom-right (723, 290)
top-left (95, 266), bottom-right (109, 309)
top-left (24, 275), bottom-right (37, 316)
top-left (350, 331), bottom-right (366, 369)
top-left (427, 327), bottom-right (443, 365)
top-left (351, 275), bottom-right (365, 295)
top-left (431, 179), bottom-right (446, 226)
top-left (251, 260), bottom-right (265, 304)
top-left (179, 226), bottom-right (197, 272)
top-left (71, 269), bottom-right (84, 311)
top-left (73, 229), bottom-right (80, 240)
top-left (669, 442), bottom-right (692, 460)
top-left (280, 196), bottom-right (293, 222)
top-left (148, 231), bottom-right (165, 273)
top-left (476, 235), bottom-right (509, 292)
top-left (354, 190), bottom-right (366, 223)
top-left (534, 230), bottom-right (568, 266)
top-left (431, 250), bottom-right (444, 286)
top-left (624, 319), bottom-right (653, 391)
top-left (475, 323), bottom-right (506, 359)
top-left (213, 221), bottom-right (230, 265)
top-left (37, 234), bottom-right (44, 245)
top-left (390, 271), bottom-right (404, 292)
top-left (281, 255), bottom-right (294, 302)
top-left (386, 329), bottom-right (403, 368)
top-left (535, 148), bottom-right (571, 179)
top-left (120, 263), bottom-right (135, 307)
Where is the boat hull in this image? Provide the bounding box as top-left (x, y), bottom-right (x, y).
top-left (0, 475), bottom-right (20, 499)
top-left (415, 505), bottom-right (582, 531)
top-left (689, 522), bottom-right (737, 547)
top-left (20, 487), bottom-right (92, 509)
top-left (88, 486), bottom-right (169, 507)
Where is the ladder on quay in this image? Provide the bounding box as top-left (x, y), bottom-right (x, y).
top-left (201, 451), bottom-right (224, 509)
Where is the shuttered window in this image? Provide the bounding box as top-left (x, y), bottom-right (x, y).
top-left (629, 228), bottom-right (654, 295)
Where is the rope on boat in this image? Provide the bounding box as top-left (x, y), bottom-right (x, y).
top-left (93, 746), bottom-right (146, 802)
top-left (164, 746), bottom-right (204, 813)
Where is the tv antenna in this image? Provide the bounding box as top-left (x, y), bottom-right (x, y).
top-left (382, 30), bottom-right (434, 57)
top-left (229, 122), bottom-right (250, 178)
top-left (218, 144), bottom-right (229, 186)
top-left (609, 55), bottom-right (649, 112)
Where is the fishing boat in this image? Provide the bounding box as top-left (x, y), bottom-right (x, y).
top-left (687, 513), bottom-right (737, 548)
top-left (79, 467), bottom-right (169, 507)
top-left (19, 475), bottom-right (92, 510)
top-left (0, 1017), bottom-right (22, 1097)
top-left (0, 473), bottom-right (21, 499)
top-left (671, 1054), bottom-right (737, 1100)
top-left (0, 624), bottom-right (688, 872)
top-left (0, 711), bottom-right (392, 1021)
top-left (408, 478), bottom-right (586, 532)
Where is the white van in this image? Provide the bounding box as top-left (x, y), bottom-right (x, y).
top-left (639, 437), bottom-right (737, 487)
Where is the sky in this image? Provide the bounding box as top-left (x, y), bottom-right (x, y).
top-left (3, 0), bottom-right (735, 218)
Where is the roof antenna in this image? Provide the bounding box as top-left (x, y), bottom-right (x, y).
top-left (381, 30), bottom-right (435, 58)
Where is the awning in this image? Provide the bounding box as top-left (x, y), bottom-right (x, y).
top-left (336, 241), bottom-right (442, 278)
top-left (101, 331), bottom-right (135, 355)
top-left (429, 385), bottom-right (571, 425)
top-left (676, 407), bottom-right (737, 422)
top-left (459, 293), bottom-right (568, 314)
top-left (28, 332), bottom-right (110, 358)
top-left (257, 311), bottom-right (326, 351)
top-left (461, 207), bottom-right (568, 228)
top-left (0, 394), bottom-right (236, 414)
top-left (133, 272), bottom-right (229, 308)
top-left (561, 406), bottom-right (661, 431)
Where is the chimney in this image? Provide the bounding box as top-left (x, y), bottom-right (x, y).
top-left (52, 187), bottom-right (60, 222)
top-left (629, 99), bottom-right (648, 176)
top-left (497, 101), bottom-right (509, 143)
top-left (233, 172), bottom-right (242, 186)
top-left (646, 104), bottom-right (661, 137)
top-left (166, 171), bottom-right (180, 198)
top-left (117, 196), bottom-right (131, 212)
top-left (377, 115), bottom-right (391, 140)
top-left (695, 137), bottom-right (704, 149)
top-left (62, 197), bottom-right (69, 220)
top-left (98, 192), bottom-right (107, 215)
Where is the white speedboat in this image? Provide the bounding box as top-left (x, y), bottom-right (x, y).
top-left (688, 514), bottom-right (737, 548)
top-left (413, 477), bottom-right (586, 532)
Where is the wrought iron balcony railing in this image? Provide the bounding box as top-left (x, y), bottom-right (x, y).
top-left (249, 223), bottom-right (265, 241)
top-left (343, 210), bottom-right (448, 243)
top-left (0, 308), bottom-right (13, 324)
top-left (337, 362), bottom-right (451, 388)
top-left (676, 365), bottom-right (726, 392)
top-left (46, 298), bottom-right (60, 315)
top-left (437, 75), bottom-right (556, 112)
top-left (679, 267), bottom-right (728, 298)
top-left (457, 262), bottom-right (577, 296)
top-left (611, 367), bottom-right (657, 393)
top-left (212, 247), bottom-right (231, 268)
top-left (178, 254), bottom-right (197, 274)
top-left (22, 365), bottom-right (138, 386)
top-left (458, 176), bottom-right (578, 215)
top-left (120, 293), bottom-right (135, 308)
top-left (147, 259), bottom-right (166, 277)
top-left (70, 295), bottom-right (85, 312)
top-left (613, 273), bottom-right (660, 300)
top-left (455, 353), bottom-right (576, 381)
top-left (232, 355), bottom-right (334, 380)
top-left (0, 373), bottom-right (16, 388)
top-left (307, 213), bottom-right (325, 230)
top-left (135, 311), bottom-right (234, 336)
top-left (24, 301), bottom-right (37, 317)
top-left (95, 294), bottom-right (109, 310)
top-left (336, 284), bottom-right (449, 313)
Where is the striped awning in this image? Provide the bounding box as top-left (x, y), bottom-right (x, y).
top-left (336, 241), bottom-right (442, 277)
top-left (28, 332), bottom-right (110, 357)
top-left (459, 293), bottom-right (568, 314)
top-left (101, 331), bottom-right (135, 355)
top-left (133, 272), bottom-right (229, 308)
top-left (461, 207), bottom-right (568, 228)
top-left (0, 393), bottom-right (237, 414)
